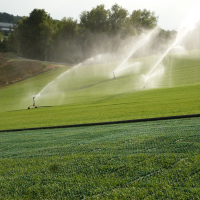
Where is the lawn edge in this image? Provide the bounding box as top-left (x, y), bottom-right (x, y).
top-left (1, 113), bottom-right (200, 132)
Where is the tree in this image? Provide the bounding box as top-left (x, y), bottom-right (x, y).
top-left (52, 17), bottom-right (78, 62)
top-left (108, 4), bottom-right (129, 35)
top-left (0, 12), bottom-right (22, 23)
top-left (0, 12), bottom-right (14, 23)
top-left (6, 32), bottom-right (19, 53)
top-left (0, 37), bottom-right (8, 52)
top-left (15, 9), bottom-right (55, 60)
top-left (80, 5), bottom-right (109, 33)
top-left (130, 9), bottom-right (157, 34)
top-left (54, 17), bottom-right (77, 40)
top-left (4, 6), bottom-right (161, 62)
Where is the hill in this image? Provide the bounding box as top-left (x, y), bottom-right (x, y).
top-left (0, 53), bottom-right (68, 87)
top-left (0, 49), bottom-right (199, 130)
top-left (0, 50), bottom-right (200, 199)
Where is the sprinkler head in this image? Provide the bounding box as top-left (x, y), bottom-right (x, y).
top-left (113, 71), bottom-right (115, 79)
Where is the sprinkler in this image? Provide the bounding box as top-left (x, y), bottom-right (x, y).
top-left (113, 71), bottom-right (115, 79)
top-left (143, 85), bottom-right (149, 89)
top-left (28, 96), bottom-right (37, 109)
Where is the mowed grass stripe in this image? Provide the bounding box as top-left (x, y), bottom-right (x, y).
top-left (0, 117), bottom-right (200, 199)
top-left (1, 83), bottom-right (200, 130)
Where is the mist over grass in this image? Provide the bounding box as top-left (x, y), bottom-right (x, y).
top-left (31, 17), bottom-right (200, 106)
top-left (24, 49), bottom-right (200, 108)
top-left (0, 14), bottom-right (200, 128)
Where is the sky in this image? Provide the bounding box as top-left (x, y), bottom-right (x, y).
top-left (1, 0), bottom-right (200, 30)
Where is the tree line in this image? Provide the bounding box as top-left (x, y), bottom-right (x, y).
top-left (0, 12), bottom-right (22, 24)
top-left (0, 4), bottom-right (176, 63)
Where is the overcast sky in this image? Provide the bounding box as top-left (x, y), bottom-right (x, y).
top-left (1, 0), bottom-right (200, 30)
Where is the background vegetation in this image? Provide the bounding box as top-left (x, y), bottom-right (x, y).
top-left (0, 4), bottom-right (176, 63)
top-left (0, 12), bottom-right (22, 23)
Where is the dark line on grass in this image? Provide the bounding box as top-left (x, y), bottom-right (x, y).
top-left (8, 106), bottom-right (53, 112)
top-left (0, 114), bottom-right (200, 133)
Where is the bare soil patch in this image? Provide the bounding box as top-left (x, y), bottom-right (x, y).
top-left (0, 53), bottom-right (59, 87)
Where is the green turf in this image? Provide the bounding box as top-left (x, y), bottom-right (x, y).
top-left (0, 50), bottom-right (199, 130)
top-left (0, 117), bottom-right (200, 199)
top-left (0, 50), bottom-right (200, 199)
top-left (0, 84), bottom-right (200, 130)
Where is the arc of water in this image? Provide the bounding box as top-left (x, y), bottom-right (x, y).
top-left (114, 28), bottom-right (158, 73)
top-left (35, 55), bottom-right (103, 99)
top-left (35, 54), bottom-right (109, 99)
top-left (35, 64), bottom-right (81, 98)
top-left (145, 28), bottom-right (190, 82)
top-left (145, 2), bottom-right (200, 82)
top-left (35, 80), bottom-right (55, 98)
top-left (144, 30), bottom-right (189, 82)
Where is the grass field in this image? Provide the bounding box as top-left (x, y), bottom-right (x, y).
top-left (0, 50), bottom-right (200, 130)
top-left (0, 49), bottom-right (200, 199)
top-left (0, 84), bottom-right (200, 130)
top-left (0, 117), bottom-right (200, 199)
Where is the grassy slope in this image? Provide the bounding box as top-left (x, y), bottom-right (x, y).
top-left (0, 118), bottom-right (200, 199)
top-left (0, 50), bottom-right (200, 130)
top-left (0, 66), bottom-right (69, 113)
top-left (0, 51), bottom-right (200, 199)
top-left (0, 84), bottom-right (200, 130)
top-left (0, 53), bottom-right (67, 87)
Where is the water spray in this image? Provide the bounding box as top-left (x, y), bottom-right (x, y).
top-left (144, 2), bottom-right (200, 86)
top-left (113, 28), bottom-right (158, 74)
top-left (32, 54), bottom-right (112, 101)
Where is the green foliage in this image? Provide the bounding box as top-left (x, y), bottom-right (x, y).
top-left (0, 12), bottom-right (22, 23)
top-left (55, 17), bottom-right (77, 39)
top-left (52, 17), bottom-right (79, 62)
top-left (107, 4), bottom-right (132, 38)
top-left (0, 118), bottom-right (200, 199)
top-left (3, 5), bottom-right (161, 63)
top-left (80, 5), bottom-right (109, 33)
top-left (109, 4), bottom-right (129, 31)
top-left (15, 9), bottom-right (55, 60)
top-left (0, 37), bottom-right (8, 52)
top-left (6, 31), bottom-right (19, 53)
top-left (130, 9), bottom-right (157, 34)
